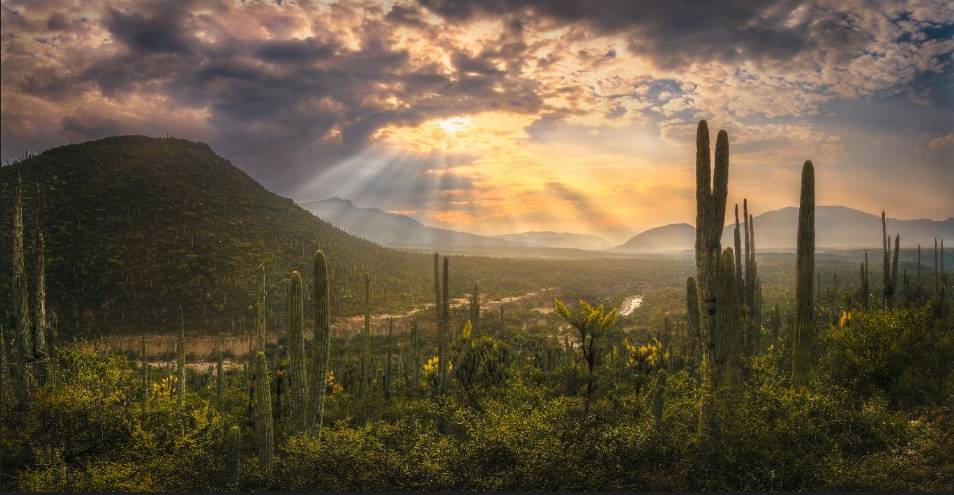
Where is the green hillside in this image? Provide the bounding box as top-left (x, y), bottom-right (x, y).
top-left (0, 136), bottom-right (703, 337)
top-left (0, 136), bottom-right (447, 336)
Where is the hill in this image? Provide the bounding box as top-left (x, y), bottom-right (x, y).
top-left (0, 137), bottom-right (452, 335)
top-left (300, 197), bottom-right (509, 248)
top-left (494, 231), bottom-right (611, 250)
top-left (616, 207), bottom-right (953, 252)
top-left (722, 205), bottom-right (954, 249)
top-left (616, 223), bottom-right (695, 252)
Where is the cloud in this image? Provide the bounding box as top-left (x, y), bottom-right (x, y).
top-left (1, 0), bottom-right (952, 233)
top-left (927, 132), bottom-right (954, 149)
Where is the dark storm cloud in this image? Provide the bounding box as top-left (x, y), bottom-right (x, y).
top-left (0, 1), bottom-right (544, 192)
top-left (104, 1), bottom-right (198, 55)
top-left (254, 37), bottom-right (338, 63)
top-left (418, 0), bottom-right (819, 68)
top-left (1, 0), bottom-right (952, 209)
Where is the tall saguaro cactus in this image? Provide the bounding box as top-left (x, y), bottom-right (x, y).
top-left (256, 264), bottom-right (267, 350)
top-left (360, 272), bottom-right (372, 399)
top-left (287, 271), bottom-right (308, 433)
top-left (693, 120), bottom-right (730, 363)
top-left (470, 283), bottom-right (480, 331)
top-left (409, 319), bottom-right (421, 393)
top-left (384, 317), bottom-right (394, 401)
top-left (176, 306), bottom-right (186, 407)
top-left (685, 276), bottom-right (701, 359)
top-left (715, 249), bottom-right (741, 383)
top-left (792, 161), bottom-right (815, 386)
top-left (310, 250), bottom-right (332, 431)
top-left (439, 256), bottom-right (451, 393)
top-left (31, 185), bottom-right (48, 361)
top-left (12, 175), bottom-right (32, 361)
top-left (860, 251), bottom-right (870, 310)
top-left (253, 351), bottom-right (274, 470)
top-left (882, 212), bottom-right (900, 308)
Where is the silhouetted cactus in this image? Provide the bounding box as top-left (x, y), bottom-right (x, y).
top-left (882, 212), bottom-right (900, 308)
top-left (793, 161), bottom-right (815, 386)
top-left (733, 204), bottom-right (744, 303)
top-left (216, 334), bottom-right (224, 407)
top-left (693, 120), bottom-right (729, 363)
top-left (177, 306), bottom-right (186, 407)
top-left (439, 257), bottom-right (450, 393)
top-left (0, 329), bottom-right (9, 407)
top-left (310, 250), bottom-right (331, 431)
top-left (715, 248), bottom-right (741, 383)
top-left (12, 175), bottom-right (32, 361)
top-left (360, 272), bottom-right (371, 399)
top-left (686, 276), bottom-right (701, 359)
top-left (470, 283), bottom-right (480, 331)
top-left (384, 317), bottom-right (393, 401)
top-left (31, 185), bottom-right (48, 361)
top-left (860, 251), bottom-right (870, 310)
top-left (652, 369), bottom-right (667, 432)
top-left (770, 304), bottom-right (781, 344)
top-left (224, 424), bottom-right (241, 488)
top-left (256, 264), bottom-right (267, 350)
top-left (287, 271), bottom-right (308, 433)
top-left (253, 351), bottom-right (274, 470)
top-left (409, 319), bottom-right (421, 393)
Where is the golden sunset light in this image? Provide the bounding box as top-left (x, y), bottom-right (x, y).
top-left (1, 1), bottom-right (953, 491)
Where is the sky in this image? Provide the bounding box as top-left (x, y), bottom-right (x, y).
top-left (2, 0), bottom-right (952, 243)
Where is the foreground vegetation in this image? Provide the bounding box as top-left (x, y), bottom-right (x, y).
top-left (1, 122), bottom-right (952, 491)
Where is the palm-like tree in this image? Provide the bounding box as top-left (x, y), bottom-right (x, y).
top-left (553, 299), bottom-right (619, 417)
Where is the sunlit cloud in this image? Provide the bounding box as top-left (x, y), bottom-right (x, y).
top-left (2, 0), bottom-right (952, 241)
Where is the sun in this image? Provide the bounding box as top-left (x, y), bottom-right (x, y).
top-left (437, 116), bottom-right (471, 134)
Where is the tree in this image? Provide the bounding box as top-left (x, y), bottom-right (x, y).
top-left (553, 298), bottom-right (619, 416)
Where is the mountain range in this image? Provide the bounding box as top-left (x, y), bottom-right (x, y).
top-left (300, 197), bottom-right (611, 250)
top-left (305, 196), bottom-right (952, 253)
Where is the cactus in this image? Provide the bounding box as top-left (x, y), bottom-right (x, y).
top-left (12, 175), bottom-right (32, 362)
top-left (31, 185), bottom-right (48, 361)
top-left (216, 334), bottom-right (224, 408)
top-left (177, 306), bottom-right (186, 407)
top-left (0, 328), bottom-right (9, 407)
top-left (470, 283), bottom-right (480, 331)
top-left (770, 304), bottom-right (781, 344)
top-left (686, 276), bottom-right (701, 360)
top-left (141, 334), bottom-right (149, 396)
top-left (287, 271), bottom-right (308, 433)
top-left (693, 120), bottom-right (730, 364)
top-left (745, 205), bottom-right (761, 354)
top-left (652, 369), bottom-right (667, 432)
top-left (733, 204), bottom-right (745, 303)
top-left (224, 424), bottom-right (241, 488)
top-left (253, 351), bottom-right (274, 470)
top-left (409, 319), bottom-right (421, 393)
top-left (256, 264), bottom-right (267, 350)
top-left (439, 256), bottom-right (450, 394)
top-left (714, 248), bottom-right (741, 383)
top-left (860, 251), bottom-right (870, 310)
top-left (310, 250), bottom-right (332, 431)
top-left (882, 212), bottom-right (900, 308)
top-left (792, 161), bottom-right (815, 386)
top-left (384, 317), bottom-right (393, 400)
top-left (360, 272), bottom-right (372, 399)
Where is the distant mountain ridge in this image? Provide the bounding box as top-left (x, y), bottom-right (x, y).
top-left (301, 197), bottom-right (610, 250)
top-left (616, 206), bottom-right (954, 252)
top-left (494, 231), bottom-right (610, 250)
top-left (616, 223), bottom-right (695, 252)
top-left (300, 197), bottom-right (514, 248)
